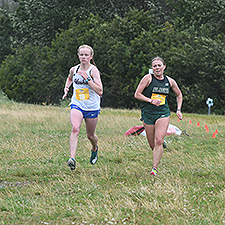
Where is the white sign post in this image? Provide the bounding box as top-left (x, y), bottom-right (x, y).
top-left (206, 98), bottom-right (213, 115)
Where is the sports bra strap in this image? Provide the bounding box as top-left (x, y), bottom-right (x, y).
top-left (74, 64), bottom-right (94, 75)
top-left (86, 65), bottom-right (94, 75)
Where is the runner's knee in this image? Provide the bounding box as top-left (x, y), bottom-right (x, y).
top-left (71, 126), bottom-right (80, 135)
top-left (155, 137), bottom-right (164, 146)
top-left (87, 133), bottom-right (94, 140)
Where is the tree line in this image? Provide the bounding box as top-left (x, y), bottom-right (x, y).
top-left (0, 0), bottom-right (225, 114)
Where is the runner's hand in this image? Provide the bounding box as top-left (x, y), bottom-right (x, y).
top-left (176, 111), bottom-right (183, 120)
top-left (62, 87), bottom-right (69, 99)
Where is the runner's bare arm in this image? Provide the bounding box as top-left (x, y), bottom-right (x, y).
top-left (62, 67), bottom-right (75, 99)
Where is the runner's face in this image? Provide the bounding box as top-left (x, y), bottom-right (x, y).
top-left (152, 60), bottom-right (165, 77)
top-left (78, 47), bottom-right (93, 64)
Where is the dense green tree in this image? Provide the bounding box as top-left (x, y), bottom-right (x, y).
top-left (0, 0), bottom-right (18, 12)
top-left (0, 45), bottom-right (58, 103)
top-left (168, 31), bottom-right (225, 114)
top-left (49, 10), bottom-right (225, 113)
top-left (12, 0), bottom-right (83, 47)
top-left (165, 0), bottom-right (225, 37)
top-left (0, 1), bottom-right (225, 114)
top-left (0, 9), bottom-right (12, 63)
top-left (11, 0), bottom-right (153, 48)
top-left (5, 0), bottom-right (225, 58)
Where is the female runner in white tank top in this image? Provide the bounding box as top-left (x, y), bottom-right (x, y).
top-left (62, 45), bottom-right (103, 170)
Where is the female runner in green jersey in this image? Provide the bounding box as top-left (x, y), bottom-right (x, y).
top-left (134, 56), bottom-right (183, 176)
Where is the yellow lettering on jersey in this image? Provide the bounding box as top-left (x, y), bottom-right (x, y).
top-left (151, 93), bottom-right (166, 105)
top-left (76, 88), bottom-right (89, 100)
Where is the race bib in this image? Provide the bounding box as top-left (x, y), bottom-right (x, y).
top-left (76, 88), bottom-right (89, 100)
top-left (151, 93), bottom-right (166, 105)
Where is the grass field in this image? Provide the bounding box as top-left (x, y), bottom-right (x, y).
top-left (0, 100), bottom-right (224, 224)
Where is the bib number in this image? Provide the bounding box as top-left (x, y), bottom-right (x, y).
top-left (76, 88), bottom-right (89, 100)
top-left (151, 93), bottom-right (166, 105)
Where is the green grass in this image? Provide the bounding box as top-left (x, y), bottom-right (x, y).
top-left (0, 102), bottom-right (224, 224)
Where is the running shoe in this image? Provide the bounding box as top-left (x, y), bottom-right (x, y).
top-left (163, 140), bottom-right (167, 148)
top-left (150, 168), bottom-right (157, 176)
top-left (67, 158), bottom-right (76, 170)
top-left (90, 146), bottom-right (98, 165)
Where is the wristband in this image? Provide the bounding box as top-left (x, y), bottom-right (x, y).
top-left (65, 86), bottom-right (69, 89)
top-left (177, 109), bottom-right (181, 111)
top-left (86, 77), bottom-right (91, 82)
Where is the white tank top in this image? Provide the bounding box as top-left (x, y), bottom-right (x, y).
top-left (70, 64), bottom-right (100, 111)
